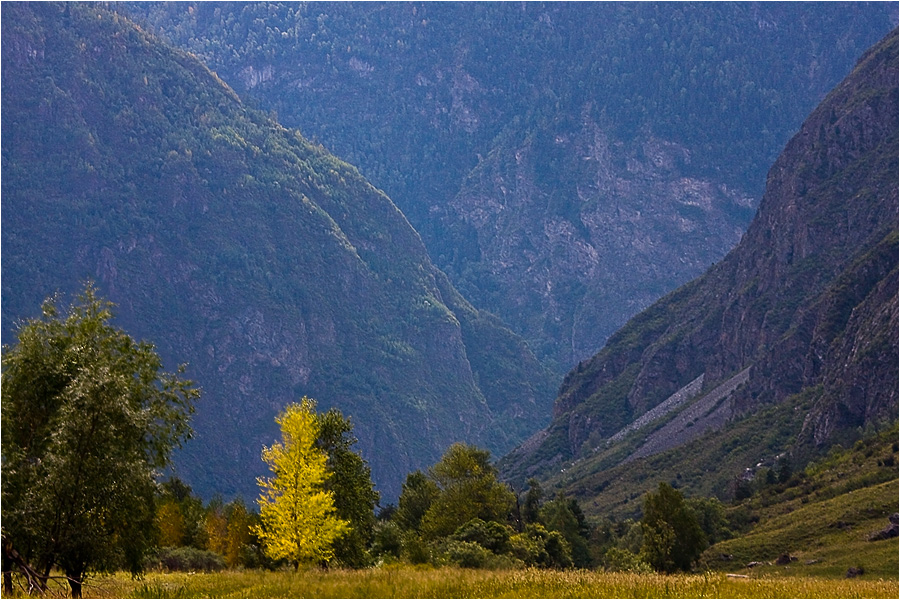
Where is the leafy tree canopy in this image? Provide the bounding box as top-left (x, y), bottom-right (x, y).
top-left (1, 283), bottom-right (198, 597)
top-left (418, 443), bottom-right (516, 540)
top-left (394, 470), bottom-right (440, 533)
top-left (640, 482), bottom-right (707, 573)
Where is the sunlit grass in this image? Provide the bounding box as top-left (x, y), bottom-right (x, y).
top-left (52, 566), bottom-right (896, 599)
top-left (703, 478), bottom-right (898, 579)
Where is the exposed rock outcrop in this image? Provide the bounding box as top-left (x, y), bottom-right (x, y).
top-left (502, 30), bottom-right (898, 489)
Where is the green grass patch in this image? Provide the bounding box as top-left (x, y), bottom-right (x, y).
top-left (703, 479), bottom-right (898, 579)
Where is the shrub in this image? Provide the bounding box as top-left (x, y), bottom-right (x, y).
top-left (401, 532), bottom-right (431, 565)
top-left (372, 521), bottom-right (403, 560)
top-left (153, 547), bottom-right (226, 572)
top-left (440, 540), bottom-right (492, 568)
top-left (508, 524), bottom-right (573, 568)
top-left (602, 547), bottom-right (654, 574)
top-left (449, 518), bottom-right (513, 554)
top-left (509, 531), bottom-right (547, 566)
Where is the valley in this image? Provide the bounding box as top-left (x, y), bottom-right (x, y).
top-left (1, 3), bottom-right (896, 593)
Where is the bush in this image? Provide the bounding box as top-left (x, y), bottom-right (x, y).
top-left (153, 547), bottom-right (226, 572)
top-left (372, 521), bottom-right (403, 560)
top-left (238, 543), bottom-right (277, 570)
top-left (508, 524), bottom-right (573, 568)
top-left (602, 548), bottom-right (654, 574)
top-left (509, 531), bottom-right (547, 566)
top-left (449, 518), bottom-right (512, 554)
top-left (437, 540), bottom-right (525, 570)
top-left (441, 540), bottom-right (492, 568)
top-left (400, 532), bottom-right (431, 565)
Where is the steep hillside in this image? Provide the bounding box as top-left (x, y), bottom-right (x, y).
top-left (701, 427), bottom-right (898, 579)
top-left (126, 2), bottom-right (897, 368)
top-left (0, 3), bottom-right (555, 501)
top-left (500, 30), bottom-right (898, 510)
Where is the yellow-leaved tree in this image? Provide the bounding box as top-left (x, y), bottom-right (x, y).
top-left (253, 398), bottom-right (349, 567)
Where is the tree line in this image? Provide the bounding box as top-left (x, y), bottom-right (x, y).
top-left (3, 285), bottom-right (727, 597)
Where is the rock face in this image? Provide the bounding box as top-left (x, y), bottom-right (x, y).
top-left (0, 3), bottom-right (554, 501)
top-left (868, 514), bottom-right (899, 541)
top-left (501, 30), bottom-right (898, 486)
top-left (446, 120), bottom-right (753, 365)
top-left (124, 2), bottom-right (896, 370)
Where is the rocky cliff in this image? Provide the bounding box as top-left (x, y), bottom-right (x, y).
top-left (125, 2), bottom-right (897, 369)
top-left (501, 30), bottom-right (898, 496)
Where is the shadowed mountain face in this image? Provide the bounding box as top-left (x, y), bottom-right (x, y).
top-left (1, 3), bottom-right (555, 501)
top-left (125, 2), bottom-right (897, 370)
top-left (501, 31), bottom-right (898, 502)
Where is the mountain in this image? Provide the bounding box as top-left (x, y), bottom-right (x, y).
top-left (0, 2), bottom-right (555, 501)
top-left (125, 2), bottom-right (897, 369)
top-left (500, 30), bottom-right (898, 515)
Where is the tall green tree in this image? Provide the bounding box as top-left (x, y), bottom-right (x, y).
top-left (419, 443), bottom-right (515, 539)
top-left (157, 477), bottom-right (208, 550)
top-left (315, 408), bottom-right (380, 567)
top-left (521, 478), bottom-right (544, 525)
top-left (540, 494), bottom-right (594, 568)
top-left (224, 500), bottom-right (254, 568)
top-left (394, 470), bottom-right (440, 533)
top-left (640, 482), bottom-right (706, 573)
top-left (1, 284), bottom-right (198, 597)
top-left (253, 398), bottom-right (349, 567)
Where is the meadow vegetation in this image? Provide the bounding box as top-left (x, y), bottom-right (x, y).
top-left (15, 566), bottom-right (895, 599)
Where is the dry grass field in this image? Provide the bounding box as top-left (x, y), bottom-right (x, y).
top-left (7, 566), bottom-right (892, 599)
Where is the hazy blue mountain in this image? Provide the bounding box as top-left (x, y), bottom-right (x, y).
top-left (500, 30), bottom-right (898, 515)
top-left (126, 2), bottom-right (897, 369)
top-left (1, 2), bottom-right (554, 501)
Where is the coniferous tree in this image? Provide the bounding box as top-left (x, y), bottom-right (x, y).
top-left (521, 478), bottom-right (544, 524)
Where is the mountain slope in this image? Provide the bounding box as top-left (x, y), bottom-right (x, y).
top-left (0, 3), bottom-right (555, 501)
top-left (125, 2), bottom-right (897, 369)
top-left (500, 30), bottom-right (899, 507)
top-left (700, 426), bottom-right (898, 579)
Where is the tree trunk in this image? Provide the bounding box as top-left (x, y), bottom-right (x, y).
top-left (2, 544), bottom-right (12, 595)
top-left (67, 571), bottom-right (83, 599)
top-left (1, 534), bottom-right (48, 594)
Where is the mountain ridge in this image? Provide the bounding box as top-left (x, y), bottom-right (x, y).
top-left (500, 29), bottom-right (899, 505)
top-left (124, 1), bottom-right (898, 369)
top-left (0, 2), bottom-right (555, 501)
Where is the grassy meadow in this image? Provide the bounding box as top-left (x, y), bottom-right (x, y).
top-left (9, 566), bottom-right (892, 599)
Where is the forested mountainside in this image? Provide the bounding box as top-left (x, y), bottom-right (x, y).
top-left (0, 2), bottom-right (555, 501)
top-left (501, 30), bottom-right (898, 516)
top-left (126, 2), bottom-right (897, 369)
